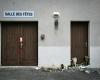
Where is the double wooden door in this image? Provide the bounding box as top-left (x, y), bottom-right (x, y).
top-left (1, 22), bottom-right (38, 66)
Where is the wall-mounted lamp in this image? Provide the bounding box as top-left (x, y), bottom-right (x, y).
top-left (53, 12), bottom-right (60, 18)
top-left (53, 12), bottom-right (60, 30)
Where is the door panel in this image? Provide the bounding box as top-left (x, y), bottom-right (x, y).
top-left (71, 22), bottom-right (88, 64)
top-left (1, 22), bottom-right (20, 65)
top-left (1, 22), bottom-right (38, 66)
top-left (21, 22), bottom-right (38, 66)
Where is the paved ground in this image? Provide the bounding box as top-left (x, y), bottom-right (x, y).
top-left (0, 68), bottom-right (100, 80)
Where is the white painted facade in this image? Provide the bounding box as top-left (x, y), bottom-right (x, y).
top-left (0, 0), bottom-right (100, 68)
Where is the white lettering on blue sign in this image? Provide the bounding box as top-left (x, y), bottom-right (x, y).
top-left (4, 11), bottom-right (34, 17)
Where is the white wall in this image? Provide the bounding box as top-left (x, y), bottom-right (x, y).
top-left (90, 47), bottom-right (100, 68)
top-left (38, 47), bottom-right (70, 67)
top-left (0, 0), bottom-right (100, 68)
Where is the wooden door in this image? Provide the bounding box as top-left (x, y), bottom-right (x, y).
top-left (71, 21), bottom-right (89, 64)
top-left (1, 22), bottom-right (38, 66)
top-left (20, 22), bottom-right (38, 66)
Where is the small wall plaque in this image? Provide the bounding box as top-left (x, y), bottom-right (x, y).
top-left (4, 11), bottom-right (34, 17)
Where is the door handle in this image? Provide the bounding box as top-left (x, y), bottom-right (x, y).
top-left (85, 42), bottom-right (88, 47)
top-left (19, 37), bottom-right (23, 48)
top-left (20, 43), bottom-right (23, 48)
